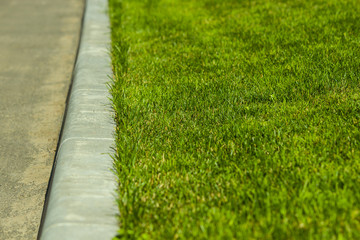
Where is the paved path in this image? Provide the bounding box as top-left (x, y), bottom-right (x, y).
top-left (0, 0), bottom-right (84, 239)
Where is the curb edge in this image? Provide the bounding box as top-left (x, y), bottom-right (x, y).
top-left (38, 0), bottom-right (117, 239)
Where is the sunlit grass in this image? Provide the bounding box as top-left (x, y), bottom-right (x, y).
top-left (109, 0), bottom-right (360, 239)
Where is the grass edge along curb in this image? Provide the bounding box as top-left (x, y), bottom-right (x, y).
top-left (38, 0), bottom-right (118, 239)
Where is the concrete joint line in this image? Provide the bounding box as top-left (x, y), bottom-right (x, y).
top-left (38, 0), bottom-right (117, 239)
top-left (71, 88), bottom-right (110, 96)
top-left (58, 137), bottom-right (114, 152)
top-left (78, 110), bottom-right (112, 113)
top-left (42, 222), bottom-right (117, 234)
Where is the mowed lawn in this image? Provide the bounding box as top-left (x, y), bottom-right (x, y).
top-left (109, 0), bottom-right (360, 239)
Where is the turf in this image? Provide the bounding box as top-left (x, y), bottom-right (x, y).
top-left (109, 0), bottom-right (360, 239)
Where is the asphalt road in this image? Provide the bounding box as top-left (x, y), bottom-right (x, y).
top-left (0, 0), bottom-right (84, 239)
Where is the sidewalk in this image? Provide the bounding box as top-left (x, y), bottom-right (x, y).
top-left (0, 0), bottom-right (84, 238)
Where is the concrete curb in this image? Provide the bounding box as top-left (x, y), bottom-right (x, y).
top-left (38, 0), bottom-right (118, 239)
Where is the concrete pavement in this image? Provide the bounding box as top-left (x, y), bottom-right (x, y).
top-left (0, 0), bottom-right (84, 239)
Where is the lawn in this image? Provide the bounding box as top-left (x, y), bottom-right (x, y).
top-left (109, 0), bottom-right (360, 239)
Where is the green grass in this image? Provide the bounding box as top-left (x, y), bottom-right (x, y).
top-left (109, 0), bottom-right (360, 239)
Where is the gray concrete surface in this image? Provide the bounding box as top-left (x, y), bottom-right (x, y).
top-left (0, 0), bottom-right (84, 239)
top-left (38, 0), bottom-right (118, 239)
